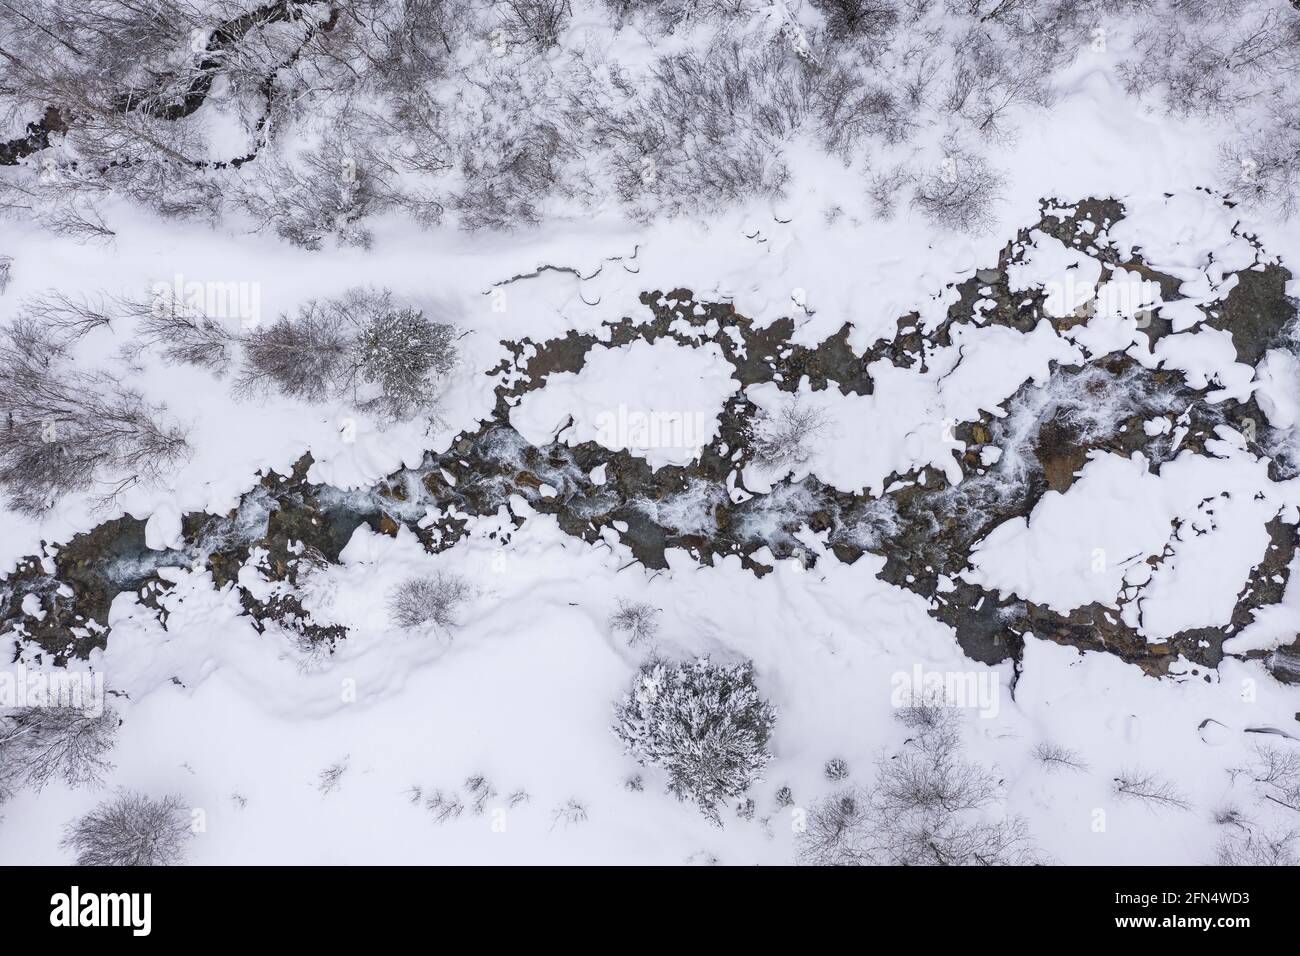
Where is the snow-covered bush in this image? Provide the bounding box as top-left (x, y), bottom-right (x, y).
top-left (0, 705), bottom-right (119, 791)
top-left (62, 791), bottom-right (192, 866)
top-left (612, 658), bottom-right (777, 819)
top-left (355, 305), bottom-right (458, 421)
top-left (388, 572), bottom-right (472, 633)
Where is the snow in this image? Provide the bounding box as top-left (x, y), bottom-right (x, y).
top-left (510, 338), bottom-right (739, 469)
top-left (1, 1), bottom-right (1299, 868)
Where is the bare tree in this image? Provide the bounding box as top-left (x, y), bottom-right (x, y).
top-left (1112, 769), bottom-right (1191, 811)
top-left (118, 292), bottom-right (236, 374)
top-left (0, 320), bottom-right (190, 513)
top-left (62, 790), bottom-right (192, 866)
top-left (1032, 741), bottom-right (1089, 773)
top-left (21, 290), bottom-right (114, 341)
top-left (0, 704), bottom-right (118, 791)
top-left (236, 305), bottom-right (351, 403)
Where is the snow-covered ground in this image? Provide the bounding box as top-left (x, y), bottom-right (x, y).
top-left (2, 1), bottom-right (1300, 866)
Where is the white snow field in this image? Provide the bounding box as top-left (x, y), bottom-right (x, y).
top-left (2, 1), bottom-right (1300, 867)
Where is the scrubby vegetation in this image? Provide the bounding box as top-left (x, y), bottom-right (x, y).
top-left (613, 658), bottom-right (777, 821)
top-left (3, 0), bottom-right (1294, 245)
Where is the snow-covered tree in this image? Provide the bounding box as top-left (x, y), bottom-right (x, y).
top-left (355, 306), bottom-right (458, 421)
top-left (612, 658), bottom-right (777, 819)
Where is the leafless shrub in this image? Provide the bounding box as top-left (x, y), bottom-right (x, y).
top-left (1221, 98), bottom-right (1300, 220)
top-left (0, 320), bottom-right (190, 513)
top-left (944, 25), bottom-right (1053, 140)
top-left (0, 255), bottom-right (10, 293)
top-left (465, 774), bottom-right (497, 815)
top-left (1032, 741), bottom-right (1089, 773)
top-left (449, 66), bottom-right (576, 232)
top-left (1242, 742), bottom-right (1300, 808)
top-left (1112, 769), bottom-right (1191, 811)
top-left (796, 788), bottom-right (873, 865)
top-left (388, 572), bottom-right (472, 632)
top-left (798, 705), bottom-right (1041, 865)
top-left (1216, 826), bottom-right (1300, 865)
top-left (1214, 804), bottom-right (1246, 827)
top-left (424, 788), bottom-right (465, 822)
top-left (0, 704), bottom-right (118, 791)
top-left (0, 174), bottom-right (117, 244)
top-left (496, 0), bottom-right (573, 52)
top-left (868, 163), bottom-right (915, 219)
top-left (317, 757), bottom-right (348, 795)
top-left (1119, 0), bottom-right (1300, 116)
top-left (911, 140), bottom-right (1005, 234)
top-left (236, 139), bottom-right (394, 250)
top-left (608, 599), bottom-right (660, 645)
top-left (550, 797), bottom-right (588, 827)
top-left (750, 399), bottom-right (830, 470)
top-left (61, 791), bottom-right (192, 866)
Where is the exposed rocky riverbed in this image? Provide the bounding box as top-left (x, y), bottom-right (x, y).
top-left (3, 197), bottom-right (1298, 687)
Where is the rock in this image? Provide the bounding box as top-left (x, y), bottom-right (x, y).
top-left (377, 513), bottom-right (399, 537)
